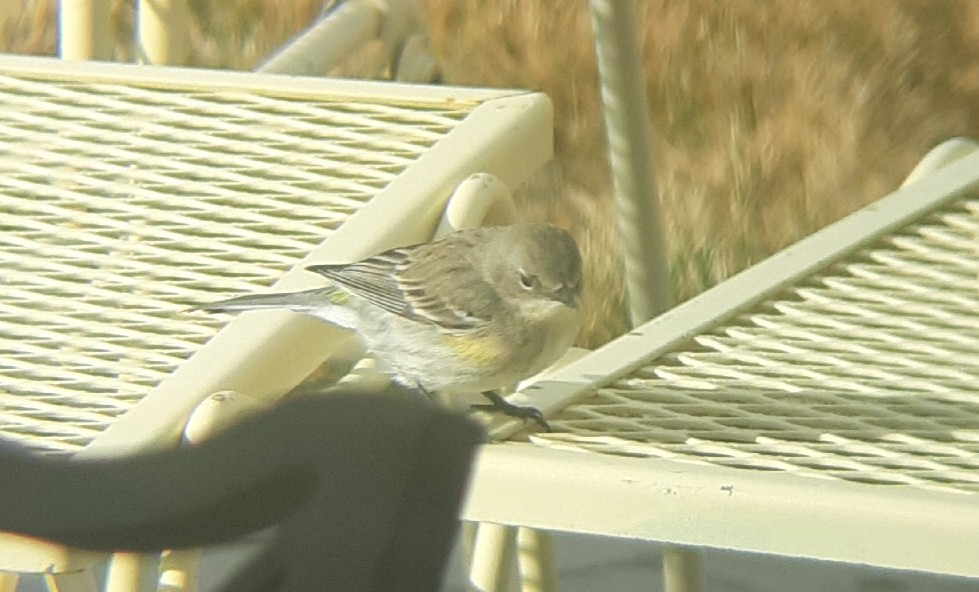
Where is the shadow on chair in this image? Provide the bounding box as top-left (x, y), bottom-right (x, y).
top-left (0, 394), bottom-right (483, 592)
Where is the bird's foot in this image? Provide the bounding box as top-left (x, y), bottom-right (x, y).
top-left (471, 391), bottom-right (550, 431)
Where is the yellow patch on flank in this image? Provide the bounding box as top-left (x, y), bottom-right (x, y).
top-left (443, 333), bottom-right (508, 366)
top-left (328, 291), bottom-right (349, 305)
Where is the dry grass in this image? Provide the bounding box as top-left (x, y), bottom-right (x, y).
top-left (6, 0), bottom-right (979, 346)
top-left (425, 0), bottom-right (979, 344)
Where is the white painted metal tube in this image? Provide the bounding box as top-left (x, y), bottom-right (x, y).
top-left (159, 549), bottom-right (201, 592)
top-left (663, 547), bottom-right (703, 592)
top-left (900, 137), bottom-right (979, 188)
top-left (59, 0), bottom-right (112, 60)
top-left (468, 522), bottom-right (518, 592)
top-left (137, 0), bottom-right (189, 65)
top-left (465, 443), bottom-right (979, 578)
top-left (516, 528), bottom-right (558, 592)
top-left (258, 0), bottom-right (382, 75)
top-left (588, 0), bottom-right (673, 325)
top-left (437, 173), bottom-right (520, 237)
top-left (104, 553), bottom-right (157, 592)
top-left (0, 573), bottom-right (18, 592)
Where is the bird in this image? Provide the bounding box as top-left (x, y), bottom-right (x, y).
top-left (195, 223), bottom-right (583, 429)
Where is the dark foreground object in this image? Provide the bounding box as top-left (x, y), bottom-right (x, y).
top-left (0, 393), bottom-right (484, 592)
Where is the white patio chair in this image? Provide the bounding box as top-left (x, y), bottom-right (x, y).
top-left (464, 138), bottom-right (979, 591)
top-left (0, 54), bottom-right (552, 591)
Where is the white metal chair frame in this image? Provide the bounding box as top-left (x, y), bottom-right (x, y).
top-left (465, 139), bottom-right (979, 591)
top-left (0, 54), bottom-right (552, 591)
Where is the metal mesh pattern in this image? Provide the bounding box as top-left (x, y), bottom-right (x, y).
top-left (0, 66), bottom-right (472, 456)
top-left (540, 195), bottom-right (979, 494)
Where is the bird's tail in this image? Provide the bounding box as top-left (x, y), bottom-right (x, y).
top-left (191, 287), bottom-right (358, 329)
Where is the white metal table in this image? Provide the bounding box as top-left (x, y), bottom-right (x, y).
top-left (468, 140), bottom-right (979, 584)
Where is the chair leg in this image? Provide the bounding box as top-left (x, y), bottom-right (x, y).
top-left (459, 521), bottom-right (478, 572)
top-left (43, 569), bottom-right (98, 592)
top-left (105, 553), bottom-right (158, 592)
top-left (663, 546), bottom-right (703, 592)
top-left (0, 571), bottom-right (19, 592)
top-left (468, 522), bottom-right (518, 592)
top-left (158, 548), bottom-right (200, 592)
top-left (516, 527), bottom-right (558, 592)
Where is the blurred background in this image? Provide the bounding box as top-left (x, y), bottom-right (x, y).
top-left (5, 0), bottom-right (979, 348)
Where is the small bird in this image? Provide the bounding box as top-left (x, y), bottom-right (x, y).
top-left (196, 223), bottom-right (583, 428)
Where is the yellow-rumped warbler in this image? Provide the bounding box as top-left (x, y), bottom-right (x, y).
top-left (198, 223), bottom-right (583, 427)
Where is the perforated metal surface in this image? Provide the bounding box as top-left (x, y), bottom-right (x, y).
top-left (0, 58), bottom-right (479, 456)
top-left (539, 194), bottom-right (979, 494)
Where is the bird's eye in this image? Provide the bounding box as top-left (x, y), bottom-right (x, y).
top-left (518, 271), bottom-right (538, 291)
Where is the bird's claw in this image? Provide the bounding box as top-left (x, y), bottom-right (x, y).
top-left (471, 391), bottom-right (551, 431)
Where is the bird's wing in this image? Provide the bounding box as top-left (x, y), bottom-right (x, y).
top-left (307, 238), bottom-right (500, 332)
top-left (307, 250), bottom-right (410, 315)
